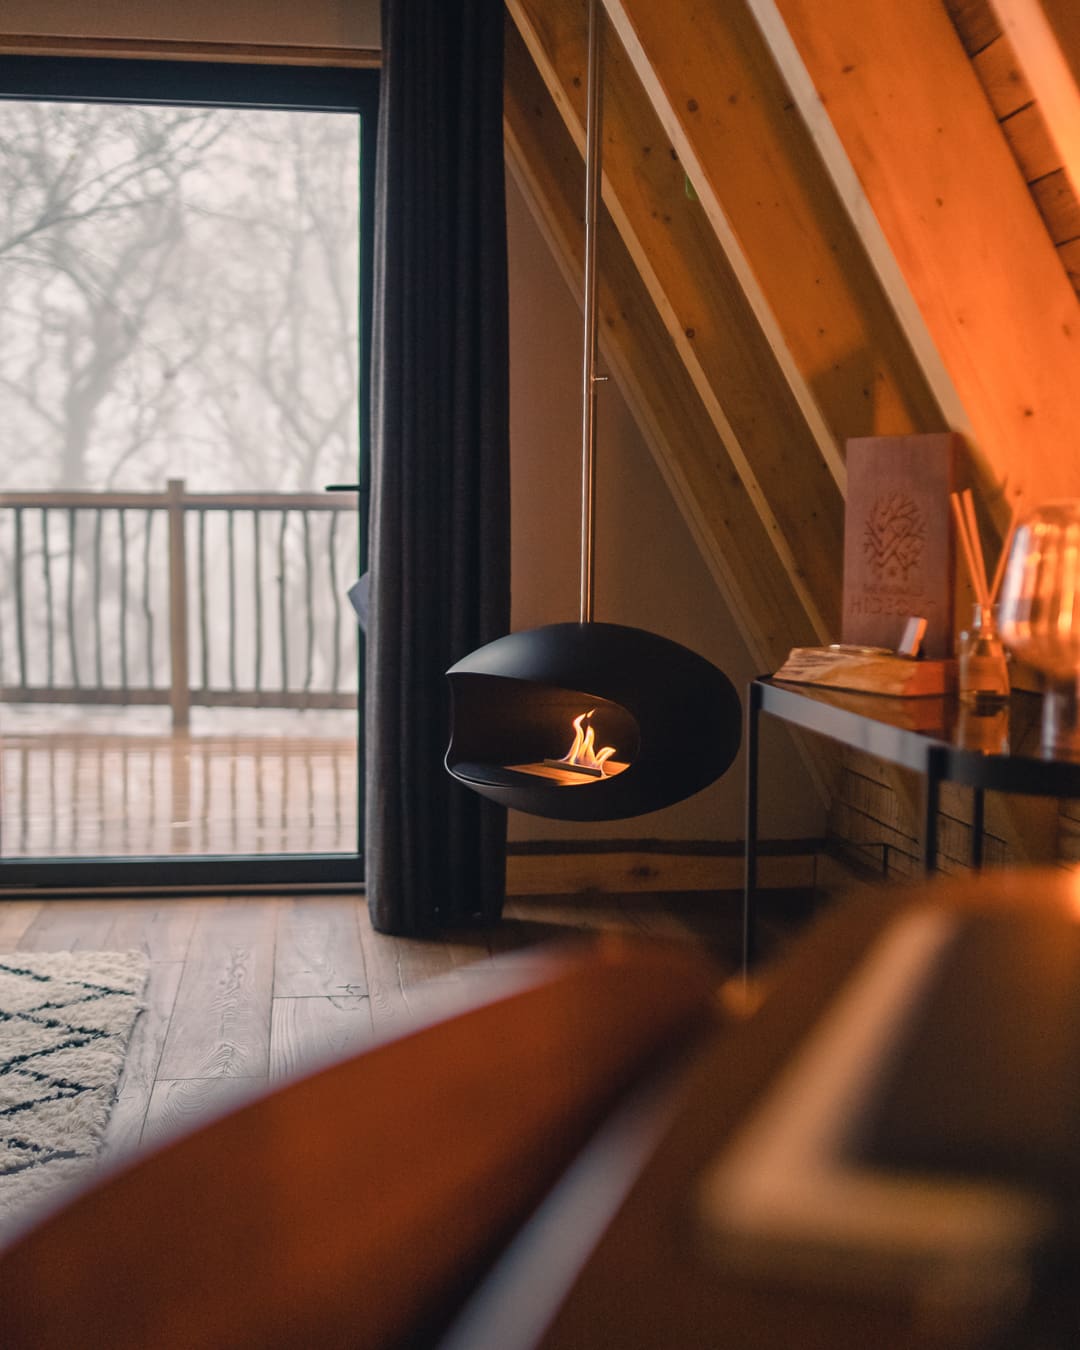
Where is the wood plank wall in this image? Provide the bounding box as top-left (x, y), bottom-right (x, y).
top-left (944, 0), bottom-right (1080, 292)
top-left (828, 751), bottom-right (1012, 880)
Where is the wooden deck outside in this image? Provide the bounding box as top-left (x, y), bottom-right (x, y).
top-left (0, 714), bottom-right (359, 859)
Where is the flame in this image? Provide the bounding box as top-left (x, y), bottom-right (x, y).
top-left (560, 710), bottom-right (617, 773)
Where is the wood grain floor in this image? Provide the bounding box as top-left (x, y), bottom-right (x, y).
top-left (0, 890), bottom-right (759, 1177)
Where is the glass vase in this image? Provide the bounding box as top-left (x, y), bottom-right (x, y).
top-left (997, 500), bottom-right (1080, 758)
top-left (1040, 677), bottom-right (1080, 759)
top-left (957, 603), bottom-right (1010, 706)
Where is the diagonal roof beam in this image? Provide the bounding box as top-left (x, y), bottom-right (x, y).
top-left (757, 0), bottom-right (1080, 519)
top-left (504, 20), bottom-right (822, 675)
top-left (600, 0), bottom-right (947, 457)
top-left (509, 0), bottom-right (844, 642)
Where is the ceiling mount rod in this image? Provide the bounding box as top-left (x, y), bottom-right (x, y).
top-left (579, 0), bottom-right (606, 625)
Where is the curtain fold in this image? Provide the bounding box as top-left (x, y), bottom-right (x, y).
top-left (365, 0), bottom-right (510, 934)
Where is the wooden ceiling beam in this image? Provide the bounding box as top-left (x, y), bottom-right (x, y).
top-left (508, 0), bottom-right (843, 641)
top-left (504, 21), bottom-right (820, 674)
top-left (599, 0), bottom-right (947, 457)
top-left (755, 0), bottom-right (1080, 517)
top-left (992, 0), bottom-right (1080, 204)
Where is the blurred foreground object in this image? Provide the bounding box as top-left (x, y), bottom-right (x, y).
top-left (0, 936), bottom-right (718, 1350)
top-left (442, 869), bottom-right (1080, 1350)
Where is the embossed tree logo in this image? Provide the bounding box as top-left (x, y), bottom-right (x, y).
top-left (863, 492), bottom-right (925, 581)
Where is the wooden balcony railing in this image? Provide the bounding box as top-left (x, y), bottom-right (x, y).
top-left (0, 480), bottom-right (361, 728)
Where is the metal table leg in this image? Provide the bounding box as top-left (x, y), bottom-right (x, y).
top-left (971, 787), bottom-right (985, 870)
top-left (743, 681), bottom-right (762, 976)
top-left (923, 751), bottom-right (942, 873)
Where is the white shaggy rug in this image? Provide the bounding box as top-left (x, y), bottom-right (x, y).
top-left (0, 949), bottom-right (149, 1244)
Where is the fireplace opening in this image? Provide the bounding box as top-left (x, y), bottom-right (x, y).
top-left (447, 674), bottom-right (640, 798)
top-left (544, 709), bottom-right (627, 779)
top-left (446, 622), bottom-right (740, 821)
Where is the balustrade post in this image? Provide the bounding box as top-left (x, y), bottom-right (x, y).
top-left (166, 478), bottom-right (191, 730)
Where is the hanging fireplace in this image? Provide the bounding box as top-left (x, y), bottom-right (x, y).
top-left (446, 621), bottom-right (740, 821)
top-left (445, 0), bottom-right (742, 822)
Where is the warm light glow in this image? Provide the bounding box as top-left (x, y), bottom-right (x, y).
top-left (1067, 867), bottom-right (1080, 923)
top-left (1000, 505), bottom-right (1080, 679)
top-left (560, 710), bottom-right (617, 774)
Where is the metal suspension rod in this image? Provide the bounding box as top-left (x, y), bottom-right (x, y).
top-left (579, 0), bottom-right (604, 625)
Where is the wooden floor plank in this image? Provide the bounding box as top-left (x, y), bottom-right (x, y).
top-left (487, 897), bottom-right (628, 974)
top-left (142, 1077), bottom-right (268, 1148)
top-left (355, 900), bottom-right (419, 1038)
top-left (398, 976), bottom-right (491, 1025)
top-left (501, 894), bottom-right (646, 940)
top-left (392, 934), bottom-right (474, 986)
top-left (619, 894), bottom-right (703, 942)
top-left (273, 896), bottom-right (368, 998)
top-left (15, 899), bottom-right (121, 951)
top-left (0, 900), bottom-right (43, 950)
top-left (101, 960), bottom-right (185, 1163)
top-left (269, 995), bottom-right (374, 1080)
top-left (484, 908), bottom-right (594, 966)
top-left (103, 899), bottom-right (201, 963)
top-left (406, 957), bottom-right (538, 1021)
top-left (156, 898), bottom-right (277, 1080)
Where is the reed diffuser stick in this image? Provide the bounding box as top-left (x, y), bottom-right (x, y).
top-left (962, 490), bottom-right (989, 607)
top-left (951, 490), bottom-right (1018, 609)
top-left (988, 503), bottom-right (1020, 605)
top-left (951, 493), bottom-right (986, 606)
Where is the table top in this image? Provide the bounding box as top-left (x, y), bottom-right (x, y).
top-left (753, 677), bottom-right (1080, 795)
top-left (442, 868), bottom-right (1080, 1350)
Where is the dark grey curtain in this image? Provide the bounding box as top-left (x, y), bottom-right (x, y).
top-left (365, 0), bottom-right (510, 935)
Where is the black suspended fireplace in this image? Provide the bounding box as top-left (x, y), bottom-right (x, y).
top-left (446, 621), bottom-right (741, 821)
top-left (446, 1), bottom-right (742, 824)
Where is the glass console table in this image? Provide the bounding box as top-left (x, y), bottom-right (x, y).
top-left (743, 677), bottom-right (1080, 970)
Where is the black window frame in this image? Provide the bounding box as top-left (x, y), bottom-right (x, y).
top-left (0, 54), bottom-right (378, 893)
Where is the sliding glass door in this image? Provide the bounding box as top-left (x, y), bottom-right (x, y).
top-left (0, 57), bottom-right (376, 889)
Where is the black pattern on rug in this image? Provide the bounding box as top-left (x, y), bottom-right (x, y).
top-left (0, 949), bottom-right (149, 1243)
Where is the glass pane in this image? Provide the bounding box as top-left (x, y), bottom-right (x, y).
top-left (0, 100), bottom-right (362, 859)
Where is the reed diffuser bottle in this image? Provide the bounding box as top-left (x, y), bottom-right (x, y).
top-left (957, 602), bottom-right (1009, 705)
top-left (952, 490), bottom-right (1015, 707)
